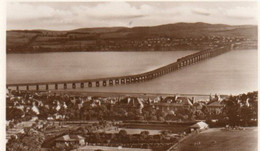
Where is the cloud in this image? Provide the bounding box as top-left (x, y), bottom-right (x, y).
top-left (6, 2), bottom-right (258, 30)
top-left (192, 8), bottom-right (211, 16)
top-left (7, 3), bottom-right (69, 21)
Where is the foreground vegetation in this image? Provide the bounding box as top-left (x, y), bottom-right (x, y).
top-left (6, 91), bottom-right (257, 151)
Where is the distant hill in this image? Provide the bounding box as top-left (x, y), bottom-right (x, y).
top-left (7, 22), bottom-right (257, 53)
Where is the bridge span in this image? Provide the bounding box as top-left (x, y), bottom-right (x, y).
top-left (6, 44), bottom-right (236, 91)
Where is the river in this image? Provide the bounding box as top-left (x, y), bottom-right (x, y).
top-left (7, 49), bottom-right (257, 95)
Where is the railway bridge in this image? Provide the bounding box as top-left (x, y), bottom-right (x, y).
top-left (6, 44), bottom-right (236, 91)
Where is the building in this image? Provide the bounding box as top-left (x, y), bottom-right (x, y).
top-left (206, 100), bottom-right (224, 114)
top-left (152, 96), bottom-right (193, 112)
top-left (54, 134), bottom-right (85, 148)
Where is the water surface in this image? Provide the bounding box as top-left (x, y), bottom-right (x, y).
top-left (7, 50), bottom-right (257, 95)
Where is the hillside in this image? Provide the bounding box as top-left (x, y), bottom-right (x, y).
top-left (7, 22), bottom-right (257, 53)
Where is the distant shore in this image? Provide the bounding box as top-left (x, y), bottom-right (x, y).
top-left (6, 47), bottom-right (201, 54)
top-left (7, 22), bottom-right (257, 54)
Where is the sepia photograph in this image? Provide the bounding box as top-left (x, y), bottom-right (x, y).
top-left (4, 1), bottom-right (258, 151)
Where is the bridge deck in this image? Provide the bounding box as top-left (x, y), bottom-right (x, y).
top-left (6, 44), bottom-right (233, 90)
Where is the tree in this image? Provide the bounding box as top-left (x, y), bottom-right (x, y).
top-left (7, 128), bottom-right (45, 151)
top-left (119, 130), bottom-right (127, 137)
top-left (140, 131), bottom-right (150, 142)
top-left (223, 96), bottom-right (241, 126)
top-left (240, 106), bottom-right (253, 126)
top-left (6, 108), bottom-right (24, 120)
top-left (118, 130), bottom-right (130, 143)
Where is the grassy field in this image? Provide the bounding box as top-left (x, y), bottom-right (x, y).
top-left (178, 127), bottom-right (258, 151)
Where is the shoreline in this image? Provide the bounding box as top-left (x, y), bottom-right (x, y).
top-left (6, 47), bottom-right (256, 54)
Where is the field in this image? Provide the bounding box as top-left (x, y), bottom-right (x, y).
top-left (177, 127), bottom-right (258, 151)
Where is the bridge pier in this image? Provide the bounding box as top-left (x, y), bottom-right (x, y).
top-left (46, 84), bottom-right (49, 90)
top-left (72, 83), bottom-right (76, 89)
top-left (88, 82), bottom-right (92, 87)
top-left (147, 75), bottom-right (151, 80)
top-left (64, 83), bottom-right (67, 89)
top-left (96, 81), bottom-right (99, 87)
top-left (103, 80), bottom-right (107, 86)
top-left (109, 79), bottom-right (113, 86)
top-left (55, 84), bottom-right (58, 90)
top-left (141, 76), bottom-right (144, 81)
top-left (80, 83), bottom-right (84, 88)
top-left (149, 74), bottom-right (152, 79)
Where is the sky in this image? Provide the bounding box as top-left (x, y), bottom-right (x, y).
top-left (7, 1), bottom-right (258, 30)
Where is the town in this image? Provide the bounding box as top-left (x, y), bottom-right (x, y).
top-left (6, 89), bottom-right (257, 151)
top-left (5, 2), bottom-right (258, 151)
top-left (7, 23), bottom-right (257, 53)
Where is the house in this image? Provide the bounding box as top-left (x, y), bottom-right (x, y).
top-left (206, 100), bottom-right (224, 114)
top-left (193, 102), bottom-right (204, 111)
top-left (114, 97), bottom-right (144, 113)
top-left (54, 134), bottom-right (85, 148)
top-left (152, 96), bottom-right (193, 112)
